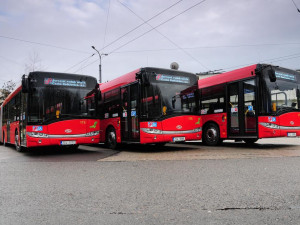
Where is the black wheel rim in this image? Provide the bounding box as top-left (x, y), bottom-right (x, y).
top-left (206, 127), bottom-right (217, 143)
top-left (108, 131), bottom-right (116, 147)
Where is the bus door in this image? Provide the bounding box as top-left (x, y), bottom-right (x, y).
top-left (120, 83), bottom-right (140, 141)
top-left (227, 79), bottom-right (257, 138)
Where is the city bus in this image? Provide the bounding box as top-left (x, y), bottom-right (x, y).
top-left (0, 71), bottom-right (100, 151)
top-left (198, 64), bottom-right (300, 145)
top-left (98, 67), bottom-right (202, 149)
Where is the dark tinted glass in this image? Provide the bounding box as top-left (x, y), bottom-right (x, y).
top-left (141, 74), bottom-right (198, 120)
top-left (27, 74), bottom-right (97, 124)
top-left (261, 68), bottom-right (300, 115)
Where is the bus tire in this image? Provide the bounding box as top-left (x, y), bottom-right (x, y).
top-left (15, 130), bottom-right (24, 152)
top-left (202, 123), bottom-right (222, 146)
top-left (106, 127), bottom-right (118, 150)
top-left (244, 138), bottom-right (258, 145)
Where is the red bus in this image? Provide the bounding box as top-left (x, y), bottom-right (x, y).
top-left (98, 67), bottom-right (202, 149)
top-left (0, 71), bottom-right (100, 151)
top-left (198, 64), bottom-right (300, 145)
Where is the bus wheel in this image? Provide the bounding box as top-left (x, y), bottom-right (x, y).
top-left (203, 123), bottom-right (221, 146)
top-left (15, 130), bottom-right (24, 152)
top-left (244, 138), bottom-right (258, 145)
top-left (106, 127), bottom-right (118, 150)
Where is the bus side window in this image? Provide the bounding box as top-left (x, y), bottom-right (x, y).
top-left (200, 84), bottom-right (225, 114)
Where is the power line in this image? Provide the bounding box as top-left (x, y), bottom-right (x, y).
top-left (64, 54), bottom-right (95, 72)
top-left (0, 55), bottom-right (24, 67)
top-left (0, 35), bottom-right (90, 54)
top-left (102, 0), bottom-right (111, 49)
top-left (108, 0), bottom-right (208, 55)
top-left (291, 0), bottom-right (300, 13)
top-left (112, 42), bottom-right (300, 53)
top-left (76, 0), bottom-right (208, 72)
top-left (221, 52), bottom-right (300, 71)
top-left (73, 58), bottom-right (98, 73)
top-left (99, 0), bottom-right (184, 52)
top-left (117, 0), bottom-right (208, 70)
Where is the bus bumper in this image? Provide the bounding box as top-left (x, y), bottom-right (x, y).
top-left (26, 135), bottom-right (100, 148)
top-left (140, 131), bottom-right (202, 144)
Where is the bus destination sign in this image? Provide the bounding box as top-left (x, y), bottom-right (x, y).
top-left (44, 78), bottom-right (86, 87)
top-left (156, 74), bottom-right (190, 84)
top-left (275, 71), bottom-right (296, 81)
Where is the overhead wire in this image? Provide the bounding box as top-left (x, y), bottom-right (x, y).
top-left (0, 35), bottom-right (90, 54)
top-left (99, 0), bottom-right (184, 52)
top-left (108, 0), bottom-right (208, 55)
top-left (64, 54), bottom-right (95, 72)
top-left (117, 0), bottom-right (209, 70)
top-left (102, 0), bottom-right (111, 49)
top-left (291, 0), bottom-right (300, 13)
top-left (111, 42), bottom-right (300, 53)
top-left (77, 0), bottom-right (207, 72)
top-left (220, 52), bottom-right (300, 72)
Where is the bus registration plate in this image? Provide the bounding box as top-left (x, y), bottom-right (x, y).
top-left (61, 141), bottom-right (76, 145)
top-left (287, 133), bottom-right (296, 137)
top-left (173, 137), bottom-right (185, 142)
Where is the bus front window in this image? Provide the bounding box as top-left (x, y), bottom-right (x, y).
top-left (141, 82), bottom-right (197, 120)
top-left (28, 86), bottom-right (94, 124)
top-left (263, 69), bottom-right (300, 115)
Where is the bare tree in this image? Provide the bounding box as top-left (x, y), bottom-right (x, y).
top-left (0, 80), bottom-right (16, 105)
top-left (25, 51), bottom-right (44, 73)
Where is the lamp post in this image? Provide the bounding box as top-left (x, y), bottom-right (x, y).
top-left (91, 46), bottom-right (108, 83)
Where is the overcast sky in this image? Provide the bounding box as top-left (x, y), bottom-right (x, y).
top-left (1, 0), bottom-right (300, 87)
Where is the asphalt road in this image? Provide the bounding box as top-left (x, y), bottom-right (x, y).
top-left (0, 138), bottom-right (300, 225)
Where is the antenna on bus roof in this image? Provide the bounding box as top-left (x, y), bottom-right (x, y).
top-left (170, 62), bottom-right (179, 70)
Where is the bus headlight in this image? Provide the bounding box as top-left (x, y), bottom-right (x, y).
top-left (86, 131), bottom-right (100, 137)
top-left (193, 127), bottom-right (202, 132)
top-left (27, 132), bottom-right (49, 138)
top-left (141, 128), bottom-right (163, 134)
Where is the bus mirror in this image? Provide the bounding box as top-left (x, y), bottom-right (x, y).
top-left (122, 92), bottom-right (128, 102)
top-left (142, 75), bottom-right (150, 87)
top-left (268, 69), bottom-right (276, 82)
top-left (297, 89), bottom-right (300, 97)
top-left (96, 91), bottom-right (102, 101)
top-left (22, 75), bottom-right (29, 93)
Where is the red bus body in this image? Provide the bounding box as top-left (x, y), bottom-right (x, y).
top-left (0, 72), bottom-right (100, 150)
top-left (98, 67), bottom-right (202, 148)
top-left (198, 64), bottom-right (300, 145)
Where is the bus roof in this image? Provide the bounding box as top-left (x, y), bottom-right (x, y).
top-left (198, 64), bottom-right (258, 89)
top-left (1, 85), bottom-right (22, 107)
top-left (100, 68), bottom-right (140, 93)
top-left (100, 67), bottom-right (196, 93)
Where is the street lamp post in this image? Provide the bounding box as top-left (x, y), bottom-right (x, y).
top-left (91, 46), bottom-right (108, 83)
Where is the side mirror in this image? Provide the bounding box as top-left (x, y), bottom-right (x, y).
top-left (122, 92), bottom-right (128, 102)
top-left (96, 91), bottom-right (102, 101)
top-left (21, 75), bottom-right (29, 93)
top-left (268, 69), bottom-right (276, 82)
top-left (141, 74), bottom-right (150, 87)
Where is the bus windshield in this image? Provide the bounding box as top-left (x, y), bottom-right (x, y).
top-left (141, 73), bottom-right (198, 120)
top-left (263, 69), bottom-right (300, 115)
top-left (27, 74), bottom-right (97, 124)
